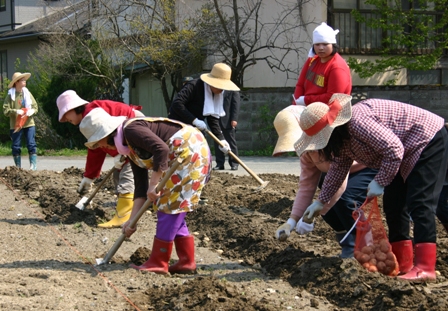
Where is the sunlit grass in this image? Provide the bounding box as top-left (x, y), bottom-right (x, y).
top-left (0, 143), bottom-right (87, 157)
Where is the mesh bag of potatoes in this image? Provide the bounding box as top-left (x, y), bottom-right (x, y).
top-left (352, 197), bottom-right (399, 276)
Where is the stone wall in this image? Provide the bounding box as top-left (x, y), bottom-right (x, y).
top-left (229, 86), bottom-right (448, 152)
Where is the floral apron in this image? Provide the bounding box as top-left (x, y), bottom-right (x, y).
top-left (124, 117), bottom-right (211, 214)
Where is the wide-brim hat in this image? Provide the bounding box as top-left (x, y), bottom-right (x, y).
top-left (56, 90), bottom-right (89, 122)
top-left (200, 63), bottom-right (240, 91)
top-left (294, 93), bottom-right (352, 156)
top-left (8, 72), bottom-right (31, 89)
top-left (79, 108), bottom-right (126, 149)
top-left (272, 105), bottom-right (305, 156)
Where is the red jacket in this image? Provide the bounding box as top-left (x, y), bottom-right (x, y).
top-left (82, 100), bottom-right (137, 179)
top-left (293, 54), bottom-right (351, 105)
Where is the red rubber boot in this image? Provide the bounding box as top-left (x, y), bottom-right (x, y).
top-left (130, 237), bottom-right (173, 274)
top-left (391, 240), bottom-right (413, 274)
top-left (169, 235), bottom-right (196, 274)
top-left (398, 243), bottom-right (436, 282)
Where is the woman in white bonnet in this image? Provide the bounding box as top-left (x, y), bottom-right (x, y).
top-left (292, 22), bottom-right (351, 106)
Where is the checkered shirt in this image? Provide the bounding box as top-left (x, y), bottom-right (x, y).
top-left (319, 99), bottom-right (444, 204)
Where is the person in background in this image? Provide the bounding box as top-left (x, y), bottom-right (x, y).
top-left (292, 22), bottom-right (351, 106)
top-left (273, 104), bottom-right (376, 258)
top-left (79, 108), bottom-right (211, 274)
top-left (169, 63), bottom-right (240, 157)
top-left (56, 90), bottom-right (144, 228)
top-left (213, 90), bottom-right (240, 171)
top-left (295, 94), bottom-right (448, 282)
top-left (3, 72), bottom-right (38, 170)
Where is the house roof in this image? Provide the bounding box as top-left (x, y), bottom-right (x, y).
top-left (0, 1), bottom-right (91, 41)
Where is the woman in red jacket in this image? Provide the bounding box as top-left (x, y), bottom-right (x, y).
top-left (56, 90), bottom-right (144, 228)
top-left (292, 22), bottom-right (352, 106)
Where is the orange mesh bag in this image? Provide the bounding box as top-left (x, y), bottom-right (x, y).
top-left (14, 108), bottom-right (28, 133)
top-left (352, 197), bottom-right (399, 276)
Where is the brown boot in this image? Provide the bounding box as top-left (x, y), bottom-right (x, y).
top-left (169, 235), bottom-right (196, 274)
top-left (398, 243), bottom-right (436, 282)
top-left (130, 237), bottom-right (173, 274)
top-left (391, 240), bottom-right (413, 274)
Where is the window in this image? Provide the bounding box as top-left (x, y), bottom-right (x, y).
top-left (0, 0), bottom-right (6, 12)
top-left (329, 0), bottom-right (444, 55)
top-left (0, 50), bottom-right (7, 91)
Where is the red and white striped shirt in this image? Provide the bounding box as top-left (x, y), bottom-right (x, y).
top-left (319, 99), bottom-right (444, 204)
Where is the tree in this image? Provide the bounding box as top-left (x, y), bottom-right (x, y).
top-left (204, 0), bottom-right (315, 88)
top-left (95, 0), bottom-right (316, 106)
top-left (347, 0), bottom-right (448, 84)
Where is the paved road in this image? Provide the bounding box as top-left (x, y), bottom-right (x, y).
top-left (0, 155), bottom-right (301, 176)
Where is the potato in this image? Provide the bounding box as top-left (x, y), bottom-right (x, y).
top-left (368, 265), bottom-right (378, 273)
top-left (360, 253), bottom-right (370, 264)
top-left (385, 259), bottom-right (397, 269)
top-left (375, 250), bottom-right (387, 262)
top-left (369, 258), bottom-right (377, 266)
top-left (354, 250), bottom-right (362, 261)
top-left (361, 246), bottom-right (373, 254)
top-left (386, 251), bottom-right (395, 260)
top-left (377, 261), bottom-right (386, 273)
top-left (379, 239), bottom-right (391, 253)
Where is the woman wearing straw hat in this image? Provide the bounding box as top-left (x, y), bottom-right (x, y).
top-left (2, 72), bottom-right (39, 170)
top-left (79, 108), bottom-right (211, 274)
top-left (56, 90), bottom-right (145, 228)
top-left (169, 63), bottom-right (240, 159)
top-left (295, 94), bottom-right (448, 282)
top-left (272, 105), bottom-right (376, 258)
top-left (292, 22), bottom-right (351, 106)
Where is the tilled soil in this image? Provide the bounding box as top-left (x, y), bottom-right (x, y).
top-left (1, 165), bottom-right (448, 310)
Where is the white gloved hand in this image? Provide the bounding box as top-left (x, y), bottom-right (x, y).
top-left (275, 218), bottom-right (297, 241)
top-left (218, 140), bottom-right (231, 154)
top-left (77, 177), bottom-right (93, 194)
top-left (303, 200), bottom-right (324, 222)
top-left (114, 155), bottom-right (126, 170)
top-left (295, 217), bottom-right (314, 234)
top-left (295, 96), bottom-right (305, 106)
top-left (367, 180), bottom-right (384, 198)
top-left (192, 118), bottom-right (207, 130)
top-left (16, 109), bottom-right (24, 115)
top-left (25, 109), bottom-right (35, 117)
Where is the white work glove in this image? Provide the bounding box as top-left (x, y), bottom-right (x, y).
top-left (367, 180), bottom-right (384, 198)
top-left (295, 96), bottom-right (305, 106)
top-left (77, 177), bottom-right (93, 194)
top-left (303, 200), bottom-right (324, 222)
top-left (114, 155), bottom-right (126, 170)
top-left (16, 109), bottom-right (24, 116)
top-left (275, 218), bottom-right (297, 241)
top-left (25, 109), bottom-right (35, 117)
top-left (192, 118), bottom-right (207, 131)
top-left (218, 140), bottom-right (230, 154)
top-left (295, 217), bottom-right (314, 235)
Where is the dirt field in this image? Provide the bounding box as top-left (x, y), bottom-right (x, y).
top-left (1, 165), bottom-right (448, 310)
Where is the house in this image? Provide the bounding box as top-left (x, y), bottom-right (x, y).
top-left (0, 0), bottom-right (87, 86)
top-left (1, 1), bottom-right (447, 119)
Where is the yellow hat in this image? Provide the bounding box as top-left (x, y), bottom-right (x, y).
top-left (200, 63), bottom-right (240, 91)
top-left (8, 72), bottom-right (31, 89)
top-left (272, 105), bottom-right (305, 156)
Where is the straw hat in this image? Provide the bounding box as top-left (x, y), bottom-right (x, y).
top-left (272, 105), bottom-right (305, 156)
top-left (79, 108), bottom-right (126, 149)
top-left (8, 72), bottom-right (31, 89)
top-left (200, 63), bottom-right (240, 91)
top-left (56, 90), bottom-right (89, 122)
top-left (294, 93), bottom-right (352, 156)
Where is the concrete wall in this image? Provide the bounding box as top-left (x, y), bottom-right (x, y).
top-left (232, 86), bottom-right (448, 152)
